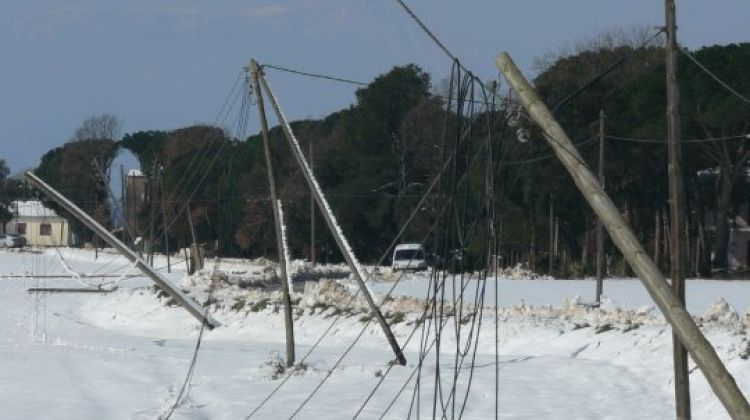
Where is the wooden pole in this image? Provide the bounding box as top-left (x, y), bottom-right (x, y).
top-left (250, 61), bottom-right (295, 367)
top-left (186, 200), bottom-right (202, 273)
top-left (148, 160), bottom-right (157, 265)
top-left (549, 197), bottom-right (554, 275)
top-left (254, 62), bottom-right (406, 365)
top-left (655, 209), bottom-right (662, 268)
top-left (495, 52), bottom-right (750, 419)
top-left (158, 164), bottom-right (171, 273)
top-left (595, 109), bottom-right (606, 305)
top-left (666, 1), bottom-right (691, 417)
top-left (24, 172), bottom-right (220, 329)
top-left (310, 141), bottom-right (316, 266)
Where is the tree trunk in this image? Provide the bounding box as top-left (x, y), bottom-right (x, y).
top-left (713, 165), bottom-right (733, 270)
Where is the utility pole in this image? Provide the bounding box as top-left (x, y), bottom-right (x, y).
top-left (549, 197), bottom-right (554, 275)
top-left (495, 52), bottom-right (750, 419)
top-left (148, 161), bottom-right (157, 265)
top-left (310, 141), bottom-right (316, 266)
top-left (595, 110), bottom-right (606, 305)
top-left (186, 200), bottom-right (202, 274)
top-left (250, 61), bottom-right (296, 367)
top-left (254, 62), bottom-right (406, 365)
top-left (158, 164), bottom-right (171, 273)
top-left (666, 1), bottom-right (691, 418)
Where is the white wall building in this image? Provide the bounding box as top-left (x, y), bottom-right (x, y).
top-left (5, 200), bottom-right (73, 247)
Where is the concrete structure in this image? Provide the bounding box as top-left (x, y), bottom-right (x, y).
top-left (125, 169), bottom-right (148, 236)
top-left (5, 200), bottom-right (73, 246)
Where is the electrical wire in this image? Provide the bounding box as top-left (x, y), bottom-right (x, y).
top-left (160, 268), bottom-right (219, 420)
top-left (606, 133), bottom-right (749, 144)
top-left (550, 29), bottom-right (664, 113)
top-left (680, 47), bottom-right (750, 105)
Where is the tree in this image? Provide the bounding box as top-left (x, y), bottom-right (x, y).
top-left (0, 159), bottom-right (11, 232)
top-left (35, 140), bottom-right (117, 241)
top-left (680, 43), bottom-right (750, 269)
top-left (71, 114), bottom-right (120, 142)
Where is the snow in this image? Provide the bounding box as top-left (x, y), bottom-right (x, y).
top-left (1, 248), bottom-right (749, 419)
top-left (127, 169), bottom-right (144, 177)
top-left (260, 75), bottom-right (372, 297)
top-left (277, 200), bottom-right (293, 292)
top-left (11, 200), bottom-right (61, 218)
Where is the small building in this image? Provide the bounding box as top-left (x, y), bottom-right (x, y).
top-left (5, 200), bottom-right (73, 247)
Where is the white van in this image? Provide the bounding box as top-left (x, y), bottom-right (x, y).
top-left (392, 243), bottom-right (428, 271)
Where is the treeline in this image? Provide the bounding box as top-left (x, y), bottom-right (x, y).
top-left (8, 42), bottom-right (749, 277)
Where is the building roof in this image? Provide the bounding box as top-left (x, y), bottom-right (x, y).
top-left (127, 169), bottom-right (144, 177)
top-left (11, 200), bottom-right (61, 218)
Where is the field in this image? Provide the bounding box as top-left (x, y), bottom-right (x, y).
top-left (0, 248), bottom-right (748, 419)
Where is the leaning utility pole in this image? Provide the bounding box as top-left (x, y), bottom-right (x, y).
top-left (666, 1), bottom-right (691, 418)
top-left (595, 110), bottom-right (606, 305)
top-left (249, 61), bottom-right (295, 367)
top-left (253, 61), bottom-right (406, 365)
top-left (495, 52), bottom-right (750, 419)
top-left (25, 172), bottom-right (220, 329)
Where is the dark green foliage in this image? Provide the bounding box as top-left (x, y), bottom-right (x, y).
top-left (24, 46), bottom-right (748, 275)
top-left (34, 139), bottom-right (117, 242)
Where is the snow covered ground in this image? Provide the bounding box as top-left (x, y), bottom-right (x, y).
top-left (0, 248), bottom-right (749, 419)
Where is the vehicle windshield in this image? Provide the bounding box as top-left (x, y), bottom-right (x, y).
top-left (394, 249), bottom-right (425, 261)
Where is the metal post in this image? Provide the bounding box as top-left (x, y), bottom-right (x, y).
top-left (250, 61), bottom-right (295, 367)
top-left (595, 109), bottom-right (606, 305)
top-left (254, 62), bottom-right (407, 365)
top-left (665, 1), bottom-right (691, 417)
top-left (495, 52), bottom-right (749, 419)
top-left (24, 172), bottom-right (220, 329)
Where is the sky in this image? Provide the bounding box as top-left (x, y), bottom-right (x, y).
top-left (1, 0), bottom-right (748, 174)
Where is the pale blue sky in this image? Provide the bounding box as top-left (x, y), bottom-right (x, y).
top-left (1, 0), bottom-right (748, 174)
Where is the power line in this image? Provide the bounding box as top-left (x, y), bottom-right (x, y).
top-left (262, 64), bottom-right (365, 86)
top-left (502, 136), bottom-right (597, 165)
top-left (394, 0), bottom-right (458, 64)
top-left (681, 47), bottom-right (750, 104)
top-left (550, 29), bottom-right (664, 113)
top-left (606, 133), bottom-right (749, 144)
top-left (261, 62), bottom-right (516, 107)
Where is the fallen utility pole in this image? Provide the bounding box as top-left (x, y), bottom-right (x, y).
top-left (25, 172), bottom-right (220, 329)
top-left (665, 0), bottom-right (691, 417)
top-left (254, 62), bottom-right (407, 366)
top-left (495, 52), bottom-right (750, 419)
top-left (250, 60), bottom-right (295, 367)
top-left (595, 109), bottom-right (606, 305)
